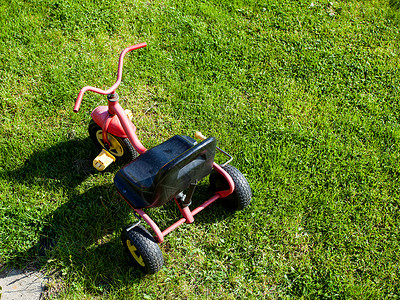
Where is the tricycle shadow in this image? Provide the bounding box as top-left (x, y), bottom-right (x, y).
top-left (4, 138), bottom-right (148, 286)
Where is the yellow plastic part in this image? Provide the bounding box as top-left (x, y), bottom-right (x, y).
top-left (127, 240), bottom-right (145, 266)
top-left (93, 149), bottom-right (116, 171)
top-left (195, 131), bottom-right (207, 141)
top-left (124, 109), bottom-right (133, 121)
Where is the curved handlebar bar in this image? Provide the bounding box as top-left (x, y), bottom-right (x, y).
top-left (73, 42), bottom-right (147, 113)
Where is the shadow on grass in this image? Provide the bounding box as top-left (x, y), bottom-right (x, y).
top-left (3, 138), bottom-right (148, 291)
top-left (3, 138), bottom-right (234, 293)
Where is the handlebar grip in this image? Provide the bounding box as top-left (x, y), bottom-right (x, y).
top-left (125, 42), bottom-right (147, 52)
top-left (73, 90), bottom-right (85, 113)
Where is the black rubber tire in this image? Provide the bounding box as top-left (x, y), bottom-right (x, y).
top-left (121, 224), bottom-right (164, 274)
top-left (209, 164), bottom-right (252, 210)
top-left (88, 119), bottom-right (138, 164)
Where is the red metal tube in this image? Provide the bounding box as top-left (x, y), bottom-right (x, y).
top-left (73, 42), bottom-right (147, 113)
top-left (174, 198), bottom-right (194, 224)
top-left (111, 43), bottom-right (147, 94)
top-left (135, 209), bottom-right (164, 243)
top-left (110, 102), bottom-right (147, 154)
top-left (191, 194), bottom-right (220, 216)
top-left (134, 194), bottom-right (222, 242)
top-left (161, 218), bottom-right (187, 237)
top-left (212, 163), bottom-right (235, 198)
top-left (160, 194), bottom-right (220, 238)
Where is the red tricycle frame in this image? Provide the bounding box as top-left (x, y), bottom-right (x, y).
top-left (73, 42), bottom-right (236, 244)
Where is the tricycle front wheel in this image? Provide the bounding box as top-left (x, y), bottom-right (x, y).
top-left (88, 120), bottom-right (138, 164)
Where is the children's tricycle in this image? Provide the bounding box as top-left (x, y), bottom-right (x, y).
top-left (73, 43), bottom-right (252, 274)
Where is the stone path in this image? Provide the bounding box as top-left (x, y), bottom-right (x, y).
top-left (0, 268), bottom-right (45, 300)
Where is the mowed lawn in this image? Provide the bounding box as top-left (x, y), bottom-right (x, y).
top-left (1, 0), bottom-right (400, 298)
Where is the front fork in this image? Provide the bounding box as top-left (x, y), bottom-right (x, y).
top-left (101, 115), bottom-right (113, 151)
top-left (92, 93), bottom-right (147, 171)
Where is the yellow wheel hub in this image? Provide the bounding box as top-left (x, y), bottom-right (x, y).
top-left (96, 131), bottom-right (124, 157)
top-left (126, 240), bottom-right (145, 266)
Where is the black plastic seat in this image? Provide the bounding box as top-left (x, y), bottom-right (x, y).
top-left (114, 135), bottom-right (216, 208)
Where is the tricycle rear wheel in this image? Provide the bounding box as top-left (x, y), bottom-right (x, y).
top-left (209, 164), bottom-right (252, 210)
top-left (121, 224), bottom-right (164, 274)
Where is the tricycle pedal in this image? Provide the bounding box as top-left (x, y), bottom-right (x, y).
top-left (93, 149), bottom-right (116, 171)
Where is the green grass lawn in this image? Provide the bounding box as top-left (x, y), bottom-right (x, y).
top-left (1, 0), bottom-right (400, 298)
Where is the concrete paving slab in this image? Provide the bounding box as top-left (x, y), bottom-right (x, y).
top-left (0, 268), bottom-right (44, 300)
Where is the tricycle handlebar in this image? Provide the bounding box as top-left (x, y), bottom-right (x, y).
top-left (73, 42), bottom-right (147, 113)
